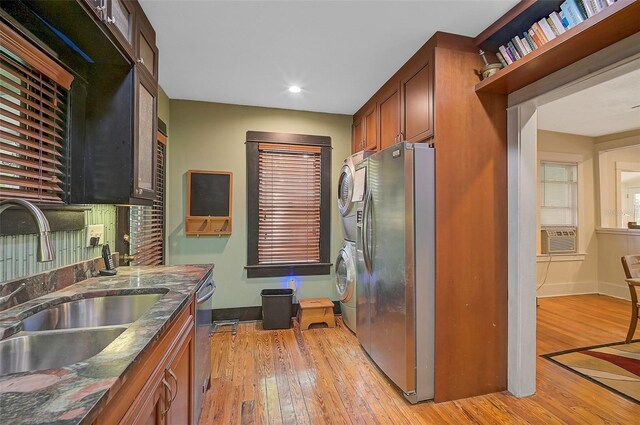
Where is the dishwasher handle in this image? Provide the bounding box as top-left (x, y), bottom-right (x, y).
top-left (196, 280), bottom-right (215, 304)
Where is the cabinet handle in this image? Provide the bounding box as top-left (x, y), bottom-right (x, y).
top-left (137, 58), bottom-right (145, 65)
top-left (167, 369), bottom-right (178, 402)
top-left (161, 378), bottom-right (172, 415)
top-left (399, 132), bottom-right (404, 142)
top-left (96, 6), bottom-right (105, 11)
top-left (107, 16), bottom-right (116, 24)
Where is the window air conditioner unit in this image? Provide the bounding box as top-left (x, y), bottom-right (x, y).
top-left (541, 227), bottom-right (577, 254)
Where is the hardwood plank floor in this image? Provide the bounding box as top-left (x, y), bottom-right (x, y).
top-left (200, 295), bottom-right (640, 424)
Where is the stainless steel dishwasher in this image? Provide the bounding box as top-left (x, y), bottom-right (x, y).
top-left (194, 275), bottom-right (215, 424)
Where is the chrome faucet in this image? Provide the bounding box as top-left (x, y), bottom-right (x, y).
top-left (0, 199), bottom-right (55, 262)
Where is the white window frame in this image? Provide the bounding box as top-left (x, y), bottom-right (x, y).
top-left (536, 153), bottom-right (583, 255)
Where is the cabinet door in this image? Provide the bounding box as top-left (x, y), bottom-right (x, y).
top-left (166, 331), bottom-right (193, 425)
top-left (136, 7), bottom-right (159, 80)
top-left (401, 61), bottom-right (433, 143)
top-left (379, 87), bottom-right (400, 150)
top-left (133, 69), bottom-right (158, 200)
top-left (83, 0), bottom-right (105, 20)
top-left (352, 117), bottom-right (364, 153)
top-left (106, 0), bottom-right (135, 57)
top-left (121, 378), bottom-right (167, 425)
top-left (364, 107), bottom-right (377, 151)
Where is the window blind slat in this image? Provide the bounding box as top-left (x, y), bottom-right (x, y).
top-left (1, 129), bottom-right (63, 157)
top-left (0, 84), bottom-right (65, 122)
top-left (0, 72), bottom-right (66, 114)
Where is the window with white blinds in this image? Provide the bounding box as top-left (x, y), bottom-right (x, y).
top-left (258, 143), bottom-right (321, 264)
top-left (539, 161), bottom-right (578, 227)
top-left (0, 24), bottom-right (73, 203)
top-left (129, 133), bottom-right (165, 266)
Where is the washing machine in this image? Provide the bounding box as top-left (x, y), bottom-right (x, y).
top-left (336, 240), bottom-right (357, 332)
top-left (338, 151), bottom-right (369, 242)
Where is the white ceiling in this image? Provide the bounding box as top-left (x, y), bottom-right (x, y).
top-left (139, 0), bottom-right (519, 115)
top-left (537, 67), bottom-right (640, 137)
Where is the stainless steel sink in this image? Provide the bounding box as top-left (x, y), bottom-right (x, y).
top-left (21, 293), bottom-right (163, 331)
top-left (0, 327), bottom-right (125, 375)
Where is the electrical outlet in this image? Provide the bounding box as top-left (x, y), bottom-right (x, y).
top-left (288, 278), bottom-right (297, 292)
top-left (86, 224), bottom-right (105, 247)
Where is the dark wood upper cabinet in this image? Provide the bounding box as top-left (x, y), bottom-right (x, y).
top-left (133, 68), bottom-right (158, 200)
top-left (83, 0), bottom-right (105, 20)
top-left (401, 60), bottom-right (433, 143)
top-left (378, 86), bottom-right (400, 150)
top-left (3, 0), bottom-right (159, 205)
top-left (105, 0), bottom-right (135, 58)
top-left (134, 2), bottom-right (158, 80)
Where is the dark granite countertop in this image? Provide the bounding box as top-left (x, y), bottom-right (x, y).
top-left (0, 264), bottom-right (214, 425)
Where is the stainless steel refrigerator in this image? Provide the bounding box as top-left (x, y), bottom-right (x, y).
top-left (355, 141), bottom-right (435, 403)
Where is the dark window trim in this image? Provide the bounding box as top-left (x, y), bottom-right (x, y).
top-left (245, 131), bottom-right (332, 279)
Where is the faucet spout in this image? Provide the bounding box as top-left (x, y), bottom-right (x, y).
top-left (0, 199), bottom-right (55, 262)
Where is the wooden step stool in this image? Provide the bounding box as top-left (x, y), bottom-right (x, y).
top-left (298, 298), bottom-right (336, 330)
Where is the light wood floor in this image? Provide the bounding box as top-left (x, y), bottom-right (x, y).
top-left (200, 295), bottom-right (640, 424)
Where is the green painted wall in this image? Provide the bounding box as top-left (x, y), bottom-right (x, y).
top-left (158, 86), bottom-right (170, 129)
top-left (167, 100), bottom-right (352, 309)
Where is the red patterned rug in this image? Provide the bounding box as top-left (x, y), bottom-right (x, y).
top-left (543, 340), bottom-right (640, 403)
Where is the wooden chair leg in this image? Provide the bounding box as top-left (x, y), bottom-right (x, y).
top-left (626, 306), bottom-right (638, 344)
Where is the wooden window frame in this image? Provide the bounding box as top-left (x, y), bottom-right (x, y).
top-left (0, 22), bottom-right (74, 204)
top-left (245, 131), bottom-right (331, 278)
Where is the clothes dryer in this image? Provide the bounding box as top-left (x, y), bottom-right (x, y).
top-left (335, 240), bottom-right (357, 332)
top-left (338, 151), bottom-right (368, 242)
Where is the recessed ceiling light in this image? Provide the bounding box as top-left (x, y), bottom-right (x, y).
top-left (288, 86), bottom-right (301, 93)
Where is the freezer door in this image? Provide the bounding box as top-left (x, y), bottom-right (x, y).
top-left (356, 167), bottom-right (372, 354)
top-left (367, 142), bottom-right (416, 393)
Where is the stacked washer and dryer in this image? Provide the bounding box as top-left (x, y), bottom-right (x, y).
top-left (336, 151), bottom-right (369, 333)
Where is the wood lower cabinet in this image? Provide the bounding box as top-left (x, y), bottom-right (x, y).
top-left (401, 60), bottom-right (433, 143)
top-left (128, 374), bottom-right (166, 425)
top-left (96, 299), bottom-right (195, 425)
top-left (166, 328), bottom-right (193, 425)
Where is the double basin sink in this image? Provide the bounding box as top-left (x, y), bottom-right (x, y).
top-left (0, 293), bottom-right (164, 376)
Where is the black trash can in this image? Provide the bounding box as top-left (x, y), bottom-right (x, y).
top-left (261, 289), bottom-right (293, 330)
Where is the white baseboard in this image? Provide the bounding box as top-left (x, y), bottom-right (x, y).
top-left (536, 281), bottom-right (598, 298)
top-left (598, 281), bottom-right (632, 301)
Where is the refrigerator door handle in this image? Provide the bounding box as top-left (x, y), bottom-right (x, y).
top-left (363, 190), bottom-right (373, 275)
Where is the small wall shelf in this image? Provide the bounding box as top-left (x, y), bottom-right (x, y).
top-left (186, 170), bottom-right (233, 236)
top-left (474, 0), bottom-right (640, 94)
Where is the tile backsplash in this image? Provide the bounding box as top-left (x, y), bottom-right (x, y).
top-left (0, 205), bottom-right (116, 282)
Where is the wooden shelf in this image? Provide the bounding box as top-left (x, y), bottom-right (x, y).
top-left (475, 0), bottom-right (640, 94)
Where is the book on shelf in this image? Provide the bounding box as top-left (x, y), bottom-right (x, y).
top-left (507, 41), bottom-right (521, 60)
top-left (490, 0), bottom-right (616, 68)
top-left (538, 18), bottom-right (557, 41)
top-left (495, 51), bottom-right (508, 67)
top-left (531, 22), bottom-right (549, 44)
top-left (523, 31), bottom-right (538, 51)
top-left (560, 10), bottom-right (570, 28)
top-left (498, 45), bottom-right (514, 64)
top-left (549, 12), bottom-right (567, 34)
top-left (574, 0), bottom-right (591, 19)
